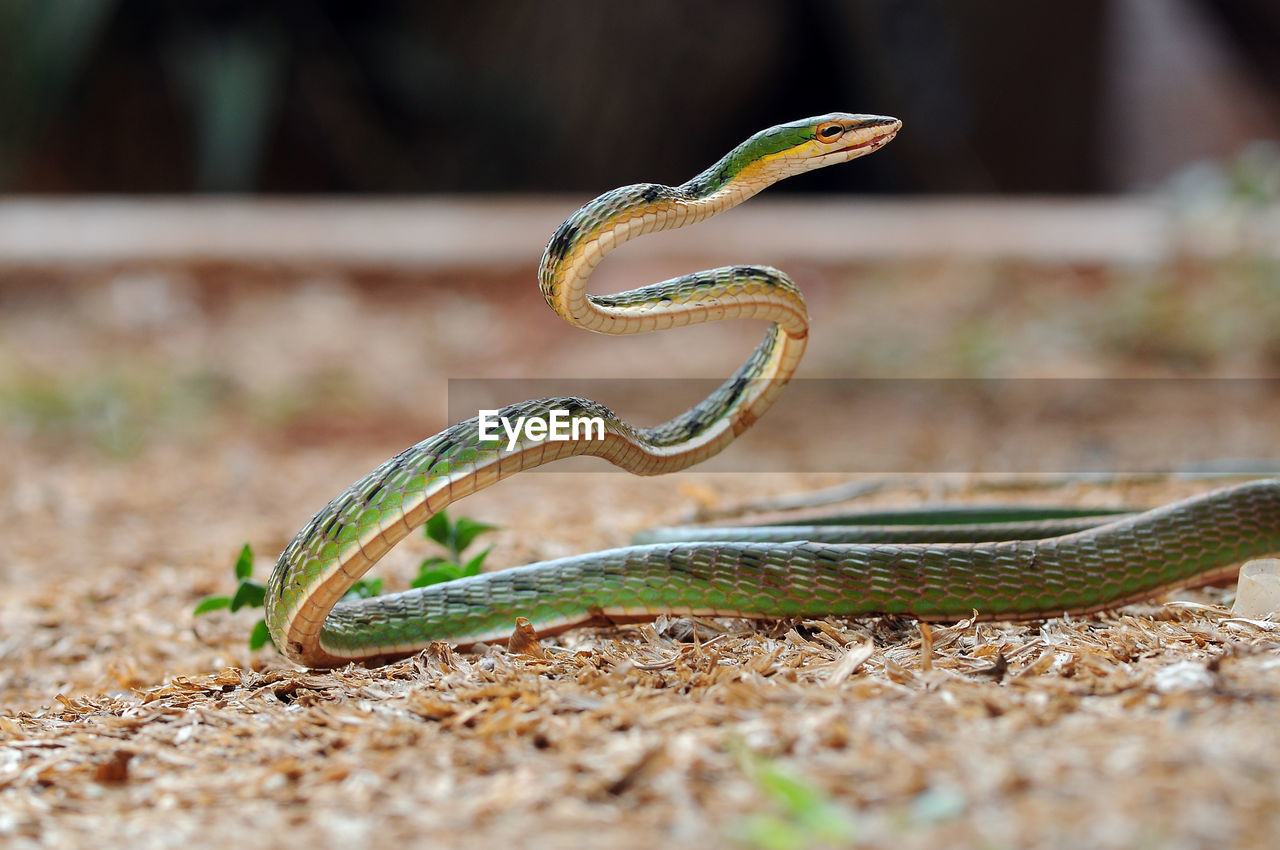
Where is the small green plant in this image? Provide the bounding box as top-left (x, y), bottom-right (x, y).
top-left (732, 750), bottom-right (858, 850)
top-left (194, 543), bottom-right (383, 650)
top-left (195, 511), bottom-right (496, 650)
top-left (412, 510), bottom-right (498, 588)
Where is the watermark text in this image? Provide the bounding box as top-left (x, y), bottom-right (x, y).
top-left (477, 408), bottom-right (606, 451)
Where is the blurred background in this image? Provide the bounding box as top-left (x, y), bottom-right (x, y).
top-left (2, 0), bottom-right (1279, 196)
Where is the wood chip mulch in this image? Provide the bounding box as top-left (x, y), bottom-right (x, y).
top-left (6, 267), bottom-right (1280, 849)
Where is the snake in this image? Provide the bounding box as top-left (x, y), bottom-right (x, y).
top-left (265, 113), bottom-right (1280, 668)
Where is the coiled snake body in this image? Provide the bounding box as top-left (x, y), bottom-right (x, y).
top-left (266, 114), bottom-right (1280, 667)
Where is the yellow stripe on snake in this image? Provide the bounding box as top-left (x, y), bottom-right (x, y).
top-left (266, 113), bottom-right (1280, 668)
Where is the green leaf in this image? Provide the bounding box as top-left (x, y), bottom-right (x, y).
top-left (193, 595), bottom-right (231, 616)
top-left (248, 619), bottom-right (273, 651)
top-left (230, 579), bottom-right (266, 612)
top-left (416, 555), bottom-right (450, 572)
top-left (424, 510), bottom-right (450, 547)
top-left (344, 578), bottom-right (383, 599)
top-left (453, 518), bottom-right (498, 554)
top-left (233, 543), bottom-right (255, 580)
top-left (411, 564), bottom-right (463, 589)
top-left (462, 545), bottom-right (491, 577)
top-left (737, 814), bottom-right (803, 850)
top-left (734, 753), bottom-right (857, 849)
top-left (755, 760), bottom-right (824, 818)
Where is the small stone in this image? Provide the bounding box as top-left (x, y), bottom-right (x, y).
top-left (1232, 559), bottom-right (1280, 618)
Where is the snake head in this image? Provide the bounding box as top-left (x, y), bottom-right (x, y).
top-left (807, 113), bottom-right (902, 165)
top-left (696, 113), bottom-right (901, 193)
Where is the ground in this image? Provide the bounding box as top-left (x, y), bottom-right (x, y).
top-left (2, 248), bottom-right (1280, 849)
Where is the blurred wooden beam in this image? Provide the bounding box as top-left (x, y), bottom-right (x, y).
top-left (0, 197), bottom-right (1275, 267)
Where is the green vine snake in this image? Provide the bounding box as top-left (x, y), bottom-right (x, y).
top-left (265, 113), bottom-right (1280, 667)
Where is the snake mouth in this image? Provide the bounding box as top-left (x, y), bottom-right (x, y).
top-left (832, 130), bottom-right (897, 155)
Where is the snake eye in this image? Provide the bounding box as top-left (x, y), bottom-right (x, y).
top-left (815, 122), bottom-right (844, 141)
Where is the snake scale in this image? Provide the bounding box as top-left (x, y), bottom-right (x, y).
top-left (265, 113), bottom-right (1280, 667)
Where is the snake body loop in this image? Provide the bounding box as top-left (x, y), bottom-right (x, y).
top-left (266, 114), bottom-right (1278, 668)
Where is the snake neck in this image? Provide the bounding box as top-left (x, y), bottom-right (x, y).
top-left (533, 175), bottom-right (811, 463)
top-left (538, 178), bottom-right (808, 339)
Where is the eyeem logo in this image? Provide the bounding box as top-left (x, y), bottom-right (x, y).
top-left (477, 409), bottom-right (607, 451)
